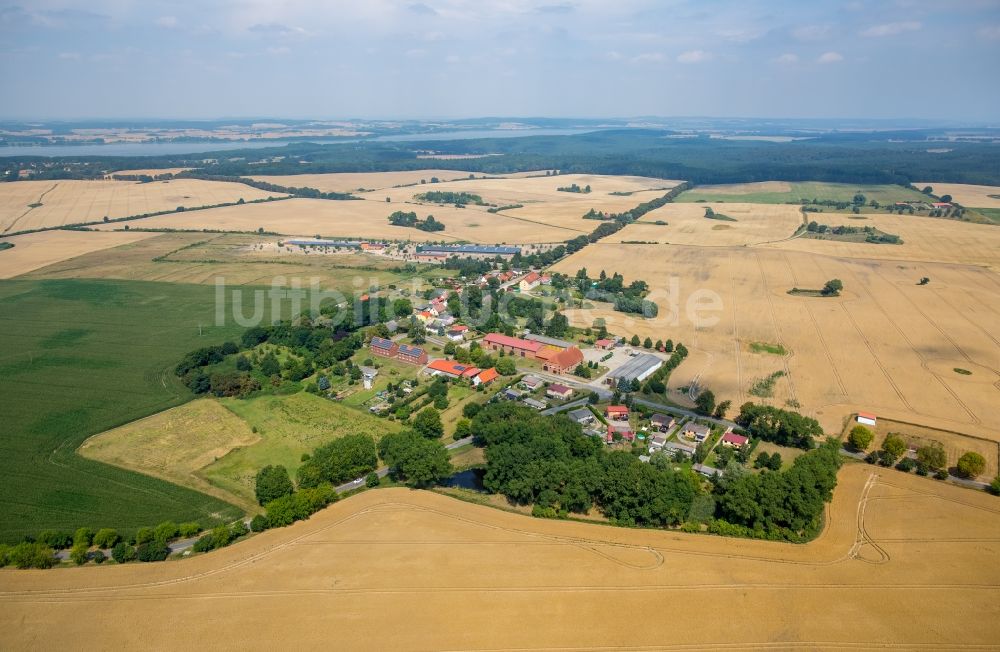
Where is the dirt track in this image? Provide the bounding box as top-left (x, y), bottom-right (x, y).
top-left (1, 465), bottom-right (998, 650)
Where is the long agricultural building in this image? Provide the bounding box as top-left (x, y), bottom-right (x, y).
top-left (416, 244), bottom-right (522, 259)
top-left (607, 353), bottom-right (663, 385)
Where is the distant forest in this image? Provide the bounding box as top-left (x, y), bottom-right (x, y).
top-left (4, 129), bottom-right (1000, 186)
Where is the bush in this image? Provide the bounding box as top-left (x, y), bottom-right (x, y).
top-left (135, 542), bottom-right (170, 562)
top-left (134, 526), bottom-right (155, 545)
top-left (111, 542), bottom-right (136, 564)
top-left (92, 528), bottom-right (120, 549)
top-left (8, 542), bottom-right (56, 569)
top-left (230, 521), bottom-right (249, 539)
top-left (916, 444), bottom-right (947, 472)
top-left (366, 472), bottom-right (380, 488)
top-left (989, 476), bottom-right (1000, 496)
top-left (847, 425), bottom-right (874, 451)
top-left (92, 550), bottom-right (107, 564)
top-left (70, 543), bottom-right (90, 565)
top-left (178, 522), bottom-right (201, 538)
top-left (255, 465), bottom-right (294, 506)
top-left (250, 514), bottom-right (269, 532)
top-left (895, 457), bottom-right (915, 473)
top-left (37, 530), bottom-right (73, 550)
top-left (934, 469), bottom-right (950, 480)
top-left (73, 527), bottom-right (94, 548)
top-left (956, 451), bottom-right (986, 479)
top-left (153, 521), bottom-right (179, 544)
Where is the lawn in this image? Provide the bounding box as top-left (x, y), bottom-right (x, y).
top-left (0, 278), bottom-right (250, 542)
top-left (205, 392), bottom-right (402, 506)
top-left (677, 182), bottom-right (928, 205)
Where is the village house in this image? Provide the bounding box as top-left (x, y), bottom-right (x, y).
top-left (605, 405), bottom-right (629, 421)
top-left (721, 431), bottom-right (749, 449)
top-left (542, 346), bottom-right (584, 375)
top-left (594, 338), bottom-right (616, 350)
top-left (397, 344), bottom-right (428, 365)
top-left (520, 375), bottom-right (544, 391)
top-left (650, 413), bottom-right (676, 432)
top-left (425, 359), bottom-right (480, 380)
top-left (518, 271), bottom-right (542, 292)
top-left (370, 336), bottom-right (399, 359)
top-left (568, 408), bottom-right (595, 425)
top-left (545, 383), bottom-right (574, 401)
top-left (648, 434), bottom-right (668, 451)
top-left (606, 422), bottom-right (635, 444)
top-left (482, 333), bottom-right (543, 358)
top-left (446, 325), bottom-right (469, 341)
top-left (473, 368), bottom-right (499, 386)
top-left (523, 398), bottom-right (547, 411)
top-left (664, 440), bottom-right (697, 458)
top-left (683, 422), bottom-right (711, 443)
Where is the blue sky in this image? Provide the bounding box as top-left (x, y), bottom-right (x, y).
top-left (1, 0), bottom-right (999, 121)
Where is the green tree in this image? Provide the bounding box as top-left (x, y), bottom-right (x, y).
top-left (297, 435), bottom-right (378, 487)
top-left (379, 431), bottom-right (453, 488)
top-left (153, 521), bottom-right (179, 544)
top-left (848, 425), bottom-right (874, 451)
top-left (643, 337), bottom-right (653, 349)
top-left (956, 451), bottom-right (986, 479)
top-left (92, 528), bottom-right (120, 549)
top-left (822, 279), bottom-right (844, 296)
top-left (664, 339), bottom-right (674, 353)
top-left (545, 312), bottom-right (569, 337)
top-left (881, 433), bottom-right (907, 458)
top-left (255, 465), bottom-right (294, 506)
top-left (454, 418), bottom-right (472, 440)
top-left (111, 542), bottom-right (136, 564)
top-left (366, 472), bottom-right (380, 487)
top-left (694, 390), bottom-right (716, 416)
top-left (413, 407), bottom-right (444, 439)
top-left (69, 543), bottom-right (90, 565)
top-left (713, 400), bottom-right (732, 419)
top-left (630, 334), bottom-right (641, 347)
top-left (496, 357), bottom-right (517, 375)
top-left (916, 444), bottom-right (946, 471)
top-left (260, 352), bottom-right (280, 377)
top-left (73, 527), bottom-right (94, 548)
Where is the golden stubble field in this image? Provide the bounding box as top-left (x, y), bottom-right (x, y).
top-left (915, 182), bottom-right (1000, 208)
top-left (1, 466), bottom-right (998, 650)
top-left (552, 243), bottom-right (1000, 441)
top-left (767, 212), bottom-right (1000, 269)
top-left (93, 197), bottom-right (589, 244)
top-left (613, 201), bottom-right (804, 246)
top-left (0, 230), bottom-right (158, 278)
top-left (0, 179), bottom-right (286, 233)
top-left (250, 169), bottom-right (484, 192)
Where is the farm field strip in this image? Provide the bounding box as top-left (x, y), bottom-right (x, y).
top-left (0, 467), bottom-right (998, 650)
top-left (0, 230), bottom-right (158, 278)
top-left (914, 182), bottom-right (1000, 208)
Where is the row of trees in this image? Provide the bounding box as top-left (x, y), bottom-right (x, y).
top-left (388, 210), bottom-right (445, 232)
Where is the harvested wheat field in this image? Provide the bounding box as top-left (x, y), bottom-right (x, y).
top-left (553, 243), bottom-right (1000, 439)
top-left (0, 230), bottom-right (157, 278)
top-left (767, 212), bottom-right (1000, 269)
top-left (501, 190), bottom-right (670, 231)
top-left (250, 170), bottom-right (481, 193)
top-left (94, 198), bottom-right (582, 244)
top-left (1, 466), bottom-right (998, 649)
top-left (915, 182), bottom-right (1000, 208)
top-left (109, 167), bottom-right (193, 178)
top-left (0, 179), bottom-right (285, 233)
top-left (382, 173), bottom-right (681, 206)
top-left (23, 233), bottom-right (432, 289)
top-left (79, 399), bottom-right (260, 511)
top-left (615, 202), bottom-right (804, 246)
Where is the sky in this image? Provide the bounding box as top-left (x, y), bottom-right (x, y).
top-left (1, 0), bottom-right (999, 122)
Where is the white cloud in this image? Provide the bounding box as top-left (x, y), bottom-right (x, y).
top-left (444, 54), bottom-right (461, 64)
top-left (677, 49), bottom-right (711, 64)
top-left (818, 51), bottom-right (843, 63)
top-left (405, 48), bottom-right (427, 58)
top-left (979, 25), bottom-right (1000, 40)
top-left (861, 21), bottom-right (921, 37)
top-left (605, 50), bottom-right (624, 61)
top-left (266, 46), bottom-right (291, 55)
top-left (774, 53), bottom-right (798, 64)
top-left (631, 52), bottom-right (664, 63)
top-left (156, 16), bottom-right (178, 29)
top-left (717, 28), bottom-right (763, 43)
top-left (57, 52), bottom-right (80, 60)
top-left (793, 25), bottom-right (831, 41)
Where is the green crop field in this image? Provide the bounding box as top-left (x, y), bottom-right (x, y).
top-left (677, 182), bottom-right (929, 205)
top-left (0, 278), bottom-right (252, 542)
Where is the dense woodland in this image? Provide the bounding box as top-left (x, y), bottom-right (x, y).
top-left (4, 129), bottom-right (1000, 185)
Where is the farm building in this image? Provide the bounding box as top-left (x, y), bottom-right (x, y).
top-left (568, 408), bottom-right (595, 424)
top-left (857, 411), bottom-right (877, 427)
top-left (606, 405), bottom-right (629, 421)
top-left (416, 244), bottom-right (521, 259)
top-left (523, 398), bottom-right (547, 411)
top-left (284, 239), bottom-right (362, 248)
top-left (650, 414), bottom-right (676, 432)
top-left (426, 359), bottom-right (480, 380)
top-left (370, 337), bottom-right (398, 359)
top-left (683, 422), bottom-right (711, 442)
top-left (721, 432), bottom-right (749, 449)
top-left (524, 333), bottom-right (574, 349)
top-left (482, 333), bottom-right (543, 358)
top-left (543, 346), bottom-right (584, 375)
top-left (520, 375), bottom-right (544, 390)
top-left (446, 325), bottom-right (469, 341)
top-left (473, 368), bottom-right (499, 386)
top-left (607, 353), bottom-right (663, 386)
top-left (546, 384), bottom-right (574, 401)
top-left (397, 344), bottom-right (428, 365)
top-left (594, 338), bottom-right (616, 350)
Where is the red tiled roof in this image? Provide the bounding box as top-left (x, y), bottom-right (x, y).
top-left (521, 271), bottom-right (541, 285)
top-left (606, 405), bottom-right (629, 414)
top-left (548, 383), bottom-right (572, 394)
top-left (722, 432), bottom-right (749, 446)
top-left (857, 411), bottom-right (877, 420)
top-left (427, 359), bottom-right (479, 377)
top-left (549, 346), bottom-right (583, 369)
top-left (483, 333), bottom-right (543, 351)
top-left (450, 325), bottom-right (469, 332)
top-left (595, 338), bottom-right (614, 346)
top-left (476, 368), bottom-right (499, 384)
